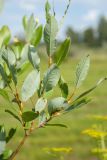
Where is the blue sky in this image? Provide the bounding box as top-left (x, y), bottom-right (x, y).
top-left (0, 0), bottom-right (107, 39)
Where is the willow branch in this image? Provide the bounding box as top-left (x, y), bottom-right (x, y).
top-left (8, 116), bottom-right (53, 160)
top-left (8, 134), bottom-right (28, 160)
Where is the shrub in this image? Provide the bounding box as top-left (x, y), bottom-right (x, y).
top-left (0, 1), bottom-right (106, 160)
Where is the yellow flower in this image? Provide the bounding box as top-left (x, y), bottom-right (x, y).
top-left (82, 129), bottom-right (107, 138)
top-left (92, 148), bottom-right (107, 153)
top-left (91, 115), bottom-right (107, 121)
top-left (51, 147), bottom-right (72, 153)
top-left (43, 147), bottom-right (72, 153)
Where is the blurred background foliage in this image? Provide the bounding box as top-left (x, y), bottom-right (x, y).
top-left (66, 16), bottom-right (107, 47)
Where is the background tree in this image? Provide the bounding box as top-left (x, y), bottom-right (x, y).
top-left (98, 16), bottom-right (107, 45)
top-left (66, 27), bottom-right (79, 44)
top-left (83, 28), bottom-right (95, 47)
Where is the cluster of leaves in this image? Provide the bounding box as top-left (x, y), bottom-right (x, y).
top-left (0, 126), bottom-right (16, 160)
top-left (0, 1), bottom-right (106, 160)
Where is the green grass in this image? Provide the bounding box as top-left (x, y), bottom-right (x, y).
top-left (0, 55), bottom-right (107, 160)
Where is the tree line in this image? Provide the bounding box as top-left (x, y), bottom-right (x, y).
top-left (66, 16), bottom-right (107, 47)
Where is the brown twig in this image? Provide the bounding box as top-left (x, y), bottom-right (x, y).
top-left (13, 86), bottom-right (25, 127)
top-left (8, 116), bottom-right (52, 160)
top-left (9, 120), bottom-right (35, 160)
top-left (8, 134), bottom-right (28, 160)
top-left (67, 88), bottom-right (76, 104)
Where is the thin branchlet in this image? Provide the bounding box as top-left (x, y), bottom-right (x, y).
top-left (52, 0), bottom-right (55, 16)
top-left (64, 0), bottom-right (71, 16)
top-left (9, 116), bottom-right (53, 160)
top-left (59, 0), bottom-right (71, 29)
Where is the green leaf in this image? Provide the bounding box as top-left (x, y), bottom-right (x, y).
top-left (0, 79), bottom-right (6, 89)
top-left (65, 98), bottom-right (91, 112)
top-left (55, 38), bottom-right (71, 66)
top-left (22, 15), bottom-right (28, 30)
top-left (28, 46), bottom-right (40, 70)
top-left (1, 149), bottom-right (12, 159)
top-left (48, 97), bottom-right (67, 115)
top-left (23, 14), bottom-right (42, 46)
top-left (75, 55), bottom-right (90, 88)
top-left (46, 123), bottom-right (67, 128)
top-left (0, 26), bottom-right (11, 48)
top-left (11, 42), bottom-right (23, 60)
top-left (45, 0), bottom-right (51, 22)
top-left (26, 14), bottom-right (35, 41)
top-left (44, 89), bottom-right (53, 98)
top-left (0, 89), bottom-right (9, 101)
top-left (35, 98), bottom-right (47, 113)
top-left (2, 47), bottom-right (16, 66)
top-left (9, 65), bottom-right (17, 85)
top-left (0, 126), bottom-right (6, 141)
top-left (17, 63), bottom-right (29, 76)
top-left (39, 111), bottom-right (47, 126)
top-left (44, 16), bottom-right (58, 56)
top-left (0, 64), bottom-right (8, 85)
top-left (19, 44), bottom-right (29, 63)
top-left (75, 78), bottom-right (107, 101)
top-left (5, 110), bottom-right (21, 123)
top-left (0, 125), bottom-right (6, 155)
top-left (24, 14), bottom-right (37, 42)
top-left (2, 48), bottom-right (17, 85)
top-left (37, 81), bottom-right (43, 98)
top-left (31, 25), bottom-right (43, 47)
top-left (22, 111), bottom-right (39, 122)
top-left (58, 77), bottom-right (69, 98)
top-left (16, 44), bottom-right (29, 69)
top-left (6, 128), bottom-right (16, 143)
top-left (21, 70), bottom-right (40, 101)
top-left (43, 64), bottom-right (60, 92)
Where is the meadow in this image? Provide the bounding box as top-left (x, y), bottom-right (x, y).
top-left (0, 46), bottom-right (107, 160)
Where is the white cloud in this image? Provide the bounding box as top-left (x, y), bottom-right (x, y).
top-left (83, 10), bottom-right (99, 22)
top-left (72, 0), bottom-right (107, 7)
top-left (19, 0), bottom-right (36, 11)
